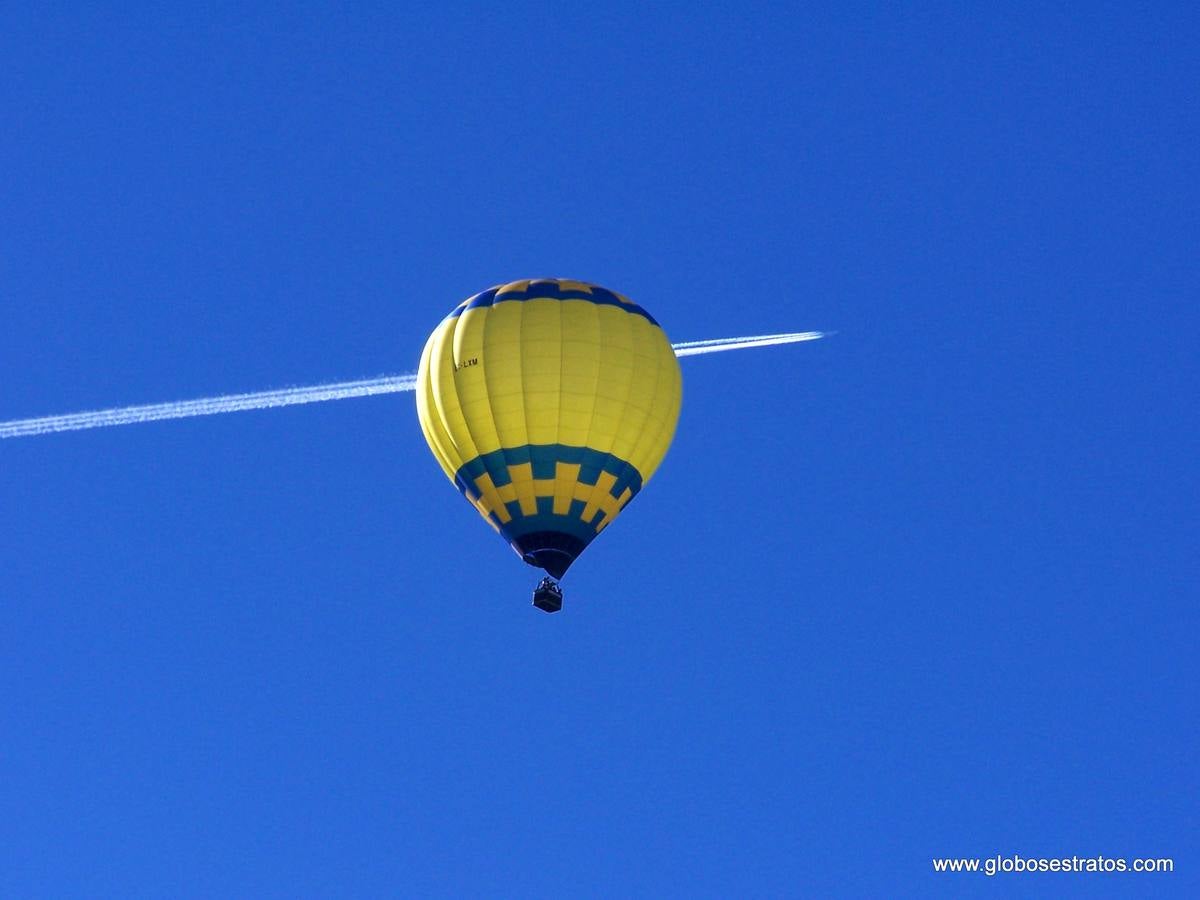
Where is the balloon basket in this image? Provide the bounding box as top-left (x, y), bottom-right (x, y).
top-left (532, 578), bottom-right (563, 613)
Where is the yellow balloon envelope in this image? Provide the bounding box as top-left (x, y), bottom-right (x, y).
top-left (416, 279), bottom-right (682, 579)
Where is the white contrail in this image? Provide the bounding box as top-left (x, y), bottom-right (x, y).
top-left (0, 331), bottom-right (827, 439)
top-left (0, 375), bottom-right (418, 439)
top-left (671, 331), bottom-right (828, 357)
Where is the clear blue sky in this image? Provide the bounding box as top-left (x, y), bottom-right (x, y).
top-left (1, 4), bottom-right (1196, 896)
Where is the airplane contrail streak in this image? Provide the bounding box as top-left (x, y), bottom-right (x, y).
top-left (0, 375), bottom-right (419, 439)
top-left (671, 331), bottom-right (828, 357)
top-left (0, 331), bottom-right (827, 439)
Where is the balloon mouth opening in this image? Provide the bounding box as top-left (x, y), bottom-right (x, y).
top-left (512, 532), bottom-right (586, 579)
top-left (521, 549), bottom-right (574, 579)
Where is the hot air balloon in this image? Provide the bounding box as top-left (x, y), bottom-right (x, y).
top-left (416, 279), bottom-right (682, 612)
